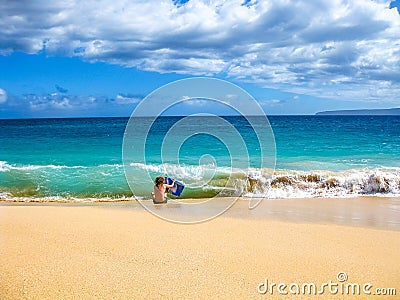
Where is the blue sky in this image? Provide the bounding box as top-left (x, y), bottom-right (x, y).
top-left (0, 0), bottom-right (399, 118)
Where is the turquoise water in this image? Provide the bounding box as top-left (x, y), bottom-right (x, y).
top-left (1, 116), bottom-right (399, 199)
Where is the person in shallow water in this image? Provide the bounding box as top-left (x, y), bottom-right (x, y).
top-left (152, 176), bottom-right (175, 204)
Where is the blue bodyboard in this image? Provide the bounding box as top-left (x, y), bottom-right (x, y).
top-left (164, 177), bottom-right (185, 197)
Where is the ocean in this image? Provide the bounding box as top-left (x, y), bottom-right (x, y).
top-left (1, 115), bottom-right (399, 201)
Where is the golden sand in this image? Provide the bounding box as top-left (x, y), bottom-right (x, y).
top-left (0, 203), bottom-right (399, 299)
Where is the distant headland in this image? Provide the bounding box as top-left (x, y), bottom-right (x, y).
top-left (316, 108), bottom-right (400, 115)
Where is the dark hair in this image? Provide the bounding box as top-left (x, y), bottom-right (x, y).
top-left (155, 176), bottom-right (165, 186)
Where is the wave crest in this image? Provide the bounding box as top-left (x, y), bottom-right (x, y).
top-left (128, 163), bottom-right (400, 198)
top-left (246, 169), bottom-right (400, 198)
top-left (1, 161), bottom-right (399, 200)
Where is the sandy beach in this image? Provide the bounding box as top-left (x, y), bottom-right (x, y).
top-left (1, 198), bottom-right (399, 299)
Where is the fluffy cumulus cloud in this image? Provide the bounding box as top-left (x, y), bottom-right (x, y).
top-left (27, 93), bottom-right (79, 111)
top-left (0, 88), bottom-right (7, 103)
top-left (1, 0), bottom-right (400, 101)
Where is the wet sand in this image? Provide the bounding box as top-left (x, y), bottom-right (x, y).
top-left (1, 198), bottom-right (399, 299)
top-left (3, 196), bottom-right (399, 229)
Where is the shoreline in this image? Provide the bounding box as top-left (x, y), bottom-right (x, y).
top-left (1, 204), bottom-right (399, 299)
top-left (1, 196), bottom-right (400, 231)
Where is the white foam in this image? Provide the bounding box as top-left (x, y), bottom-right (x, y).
top-left (0, 195), bottom-right (138, 203)
top-left (2, 160), bottom-right (400, 199)
top-left (242, 168), bottom-right (400, 198)
top-left (0, 161), bottom-right (88, 172)
top-left (127, 163), bottom-right (400, 198)
top-left (129, 162), bottom-right (232, 181)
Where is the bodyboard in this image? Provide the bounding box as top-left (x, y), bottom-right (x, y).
top-left (164, 177), bottom-right (185, 196)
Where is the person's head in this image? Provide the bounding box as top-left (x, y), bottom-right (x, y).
top-left (155, 176), bottom-right (165, 187)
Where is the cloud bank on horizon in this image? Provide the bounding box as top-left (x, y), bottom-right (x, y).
top-left (0, 0), bottom-right (399, 108)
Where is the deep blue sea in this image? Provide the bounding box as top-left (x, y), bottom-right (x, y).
top-left (1, 116), bottom-right (399, 200)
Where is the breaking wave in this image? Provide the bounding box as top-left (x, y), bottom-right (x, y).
top-left (1, 161), bottom-right (400, 202)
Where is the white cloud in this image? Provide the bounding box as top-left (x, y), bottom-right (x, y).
top-left (260, 99), bottom-right (282, 107)
top-left (181, 96), bottom-right (231, 106)
top-left (183, 99), bottom-right (209, 106)
top-left (1, 0), bottom-right (400, 101)
top-left (50, 98), bottom-right (71, 109)
top-left (0, 88), bottom-right (7, 103)
top-left (26, 92), bottom-right (140, 111)
top-left (115, 94), bottom-right (141, 104)
top-left (29, 95), bottom-right (72, 110)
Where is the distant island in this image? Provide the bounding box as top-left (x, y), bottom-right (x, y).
top-left (316, 108), bottom-right (400, 115)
